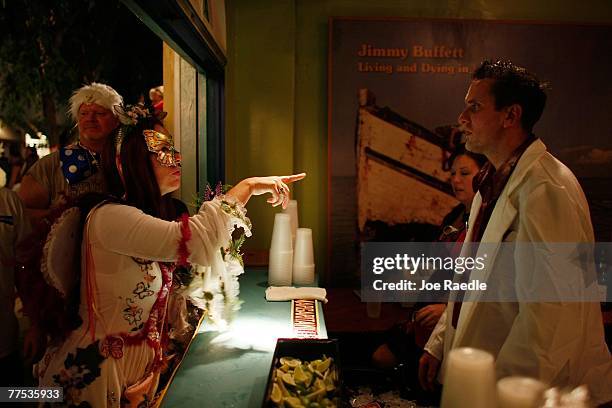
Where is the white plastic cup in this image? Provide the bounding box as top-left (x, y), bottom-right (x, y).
top-left (282, 200), bottom-right (299, 244)
top-left (268, 250), bottom-right (293, 286)
top-left (497, 377), bottom-right (546, 408)
top-left (269, 213), bottom-right (293, 286)
top-left (293, 228), bottom-right (315, 285)
top-left (270, 213), bottom-right (292, 252)
top-left (441, 348), bottom-right (497, 408)
top-left (293, 265), bottom-right (315, 286)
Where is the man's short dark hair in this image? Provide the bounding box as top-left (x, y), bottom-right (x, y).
top-left (473, 59), bottom-right (547, 133)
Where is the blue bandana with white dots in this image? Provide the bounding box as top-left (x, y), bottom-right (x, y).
top-left (60, 145), bottom-right (100, 185)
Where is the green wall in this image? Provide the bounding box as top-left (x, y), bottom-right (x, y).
top-left (226, 0), bottom-right (612, 281)
top-left (226, 0), bottom-right (296, 257)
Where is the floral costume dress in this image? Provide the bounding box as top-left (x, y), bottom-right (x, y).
top-left (36, 197), bottom-right (249, 407)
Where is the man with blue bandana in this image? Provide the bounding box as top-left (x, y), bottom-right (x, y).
top-left (16, 83), bottom-right (122, 361)
top-left (18, 83), bottom-right (122, 225)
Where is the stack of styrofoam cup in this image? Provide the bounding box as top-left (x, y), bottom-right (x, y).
top-left (293, 228), bottom-right (315, 285)
top-left (282, 199), bottom-right (299, 244)
top-left (441, 348), bottom-right (497, 408)
top-left (268, 213), bottom-right (293, 286)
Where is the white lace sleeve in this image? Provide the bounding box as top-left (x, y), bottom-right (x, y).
top-left (215, 194), bottom-right (252, 238)
top-left (187, 195), bottom-right (250, 264)
top-left (185, 196), bottom-right (252, 327)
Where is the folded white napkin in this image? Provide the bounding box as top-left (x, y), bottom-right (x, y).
top-left (265, 286), bottom-right (328, 303)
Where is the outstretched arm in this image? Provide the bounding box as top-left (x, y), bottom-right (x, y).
top-left (226, 173), bottom-right (306, 209)
top-left (89, 173), bottom-right (307, 265)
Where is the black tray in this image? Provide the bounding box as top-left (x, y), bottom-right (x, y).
top-left (262, 338), bottom-right (343, 407)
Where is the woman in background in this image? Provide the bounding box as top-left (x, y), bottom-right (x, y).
top-left (372, 144), bottom-right (486, 382)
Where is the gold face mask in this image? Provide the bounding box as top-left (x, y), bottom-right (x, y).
top-left (143, 129), bottom-right (181, 167)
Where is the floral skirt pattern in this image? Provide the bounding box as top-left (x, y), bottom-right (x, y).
top-left (37, 333), bottom-right (158, 408)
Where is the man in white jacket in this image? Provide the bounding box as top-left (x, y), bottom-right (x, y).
top-left (418, 60), bottom-right (611, 405)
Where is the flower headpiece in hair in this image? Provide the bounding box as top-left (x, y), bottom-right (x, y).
top-left (113, 104), bottom-right (177, 165)
top-left (112, 104), bottom-right (178, 189)
top-left (112, 104), bottom-right (153, 153)
top-left (114, 104), bottom-right (152, 126)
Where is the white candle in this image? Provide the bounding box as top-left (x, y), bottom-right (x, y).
top-left (497, 377), bottom-right (546, 408)
top-left (441, 348), bottom-right (497, 408)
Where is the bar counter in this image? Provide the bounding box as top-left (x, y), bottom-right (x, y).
top-left (160, 268), bottom-right (327, 407)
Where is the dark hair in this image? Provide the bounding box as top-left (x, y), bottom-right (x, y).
top-left (473, 59), bottom-right (548, 133)
top-left (102, 118), bottom-right (177, 221)
top-left (446, 143), bottom-right (488, 171)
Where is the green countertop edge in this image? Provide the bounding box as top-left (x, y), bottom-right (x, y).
top-left (160, 268), bottom-right (328, 407)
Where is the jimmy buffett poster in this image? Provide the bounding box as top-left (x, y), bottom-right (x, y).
top-left (328, 18), bottom-right (612, 285)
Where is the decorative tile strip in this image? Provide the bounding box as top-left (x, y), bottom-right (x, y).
top-left (291, 299), bottom-right (319, 338)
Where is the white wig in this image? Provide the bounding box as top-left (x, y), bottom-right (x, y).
top-left (69, 82), bottom-right (123, 122)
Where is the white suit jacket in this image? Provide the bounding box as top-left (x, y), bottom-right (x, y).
top-left (424, 139), bottom-right (612, 405)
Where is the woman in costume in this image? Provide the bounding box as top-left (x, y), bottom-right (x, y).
top-left (35, 106), bottom-right (304, 407)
